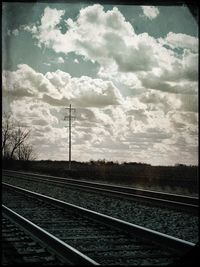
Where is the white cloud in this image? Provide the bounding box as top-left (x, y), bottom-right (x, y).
top-left (9, 98), bottom-right (59, 130)
top-left (26, 5), bottom-right (162, 73)
top-left (40, 7), bottom-right (65, 29)
top-left (141, 6), bottom-right (159, 20)
top-left (26, 6), bottom-right (65, 49)
top-left (13, 29), bottom-right (19, 36)
top-left (3, 65), bottom-right (42, 98)
top-left (43, 56), bottom-right (65, 66)
top-left (179, 94), bottom-right (198, 112)
top-left (47, 8), bottom-right (194, 106)
top-left (4, 4), bottom-right (198, 165)
top-left (24, 24), bottom-right (38, 34)
top-left (3, 67), bottom-right (197, 164)
top-left (7, 29), bottom-right (19, 36)
top-left (3, 65), bottom-right (123, 109)
top-left (43, 62), bottom-right (51, 66)
top-left (44, 70), bottom-right (124, 107)
top-left (57, 57), bottom-right (64, 64)
top-left (159, 32), bottom-right (198, 53)
top-left (24, 5), bottom-right (197, 90)
top-left (137, 48), bottom-right (198, 95)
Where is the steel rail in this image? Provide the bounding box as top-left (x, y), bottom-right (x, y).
top-left (2, 182), bottom-right (195, 255)
top-left (2, 204), bottom-right (99, 265)
top-left (3, 169), bottom-right (199, 212)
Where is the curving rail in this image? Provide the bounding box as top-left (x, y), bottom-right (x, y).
top-left (2, 205), bottom-right (98, 265)
top-left (2, 182), bottom-right (195, 265)
top-left (3, 169), bottom-right (199, 213)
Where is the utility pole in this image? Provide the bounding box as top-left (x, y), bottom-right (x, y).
top-left (18, 128), bottom-right (21, 160)
top-left (64, 104), bottom-right (76, 170)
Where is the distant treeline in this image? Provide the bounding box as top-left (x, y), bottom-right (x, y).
top-left (2, 159), bottom-right (198, 193)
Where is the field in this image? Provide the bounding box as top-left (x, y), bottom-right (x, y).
top-left (2, 159), bottom-right (198, 196)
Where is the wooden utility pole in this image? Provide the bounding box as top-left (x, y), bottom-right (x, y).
top-left (64, 104), bottom-right (76, 170)
top-left (69, 104), bottom-right (72, 170)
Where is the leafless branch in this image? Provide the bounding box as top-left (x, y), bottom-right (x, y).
top-left (2, 113), bottom-right (36, 161)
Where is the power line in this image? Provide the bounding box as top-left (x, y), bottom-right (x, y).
top-left (64, 104), bottom-right (76, 170)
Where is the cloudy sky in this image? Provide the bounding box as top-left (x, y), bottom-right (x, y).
top-left (2, 2), bottom-right (198, 165)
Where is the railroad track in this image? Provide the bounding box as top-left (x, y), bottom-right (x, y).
top-left (2, 205), bottom-right (96, 265)
top-left (2, 182), bottom-right (195, 265)
top-left (3, 169), bottom-right (199, 213)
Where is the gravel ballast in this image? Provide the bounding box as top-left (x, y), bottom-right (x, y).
top-left (2, 175), bottom-right (198, 244)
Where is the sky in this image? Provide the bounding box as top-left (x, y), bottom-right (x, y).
top-left (2, 1), bottom-right (198, 165)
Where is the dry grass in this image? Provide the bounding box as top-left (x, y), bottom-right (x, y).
top-left (3, 159), bottom-right (198, 196)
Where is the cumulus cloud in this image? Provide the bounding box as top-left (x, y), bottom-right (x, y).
top-left (43, 71), bottom-right (123, 107)
top-left (31, 7), bottom-right (65, 49)
top-left (25, 4), bottom-right (197, 111)
top-left (2, 65), bottom-right (45, 98)
top-left (3, 72), bottom-right (197, 165)
top-left (141, 6), bottom-right (159, 20)
top-left (56, 57), bottom-right (65, 64)
top-left (136, 48), bottom-right (198, 95)
top-left (24, 5), bottom-right (171, 75)
top-left (4, 4), bottom-right (198, 165)
top-left (13, 29), bottom-right (19, 36)
top-left (3, 65), bottom-right (123, 108)
top-left (7, 29), bottom-right (19, 36)
top-left (43, 56), bottom-right (65, 66)
top-left (179, 94), bottom-right (198, 112)
top-left (43, 62), bottom-right (51, 66)
top-left (24, 5), bottom-right (197, 91)
top-left (159, 32), bottom-right (198, 53)
top-left (40, 7), bottom-right (65, 29)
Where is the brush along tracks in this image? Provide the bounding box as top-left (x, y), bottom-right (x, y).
top-left (3, 169), bottom-right (198, 213)
top-left (2, 182), bottom-right (195, 266)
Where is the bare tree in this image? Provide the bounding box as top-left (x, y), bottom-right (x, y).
top-left (9, 127), bottom-right (31, 159)
top-left (2, 112), bottom-right (14, 158)
top-left (19, 143), bottom-right (36, 161)
top-left (2, 113), bottom-right (36, 160)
